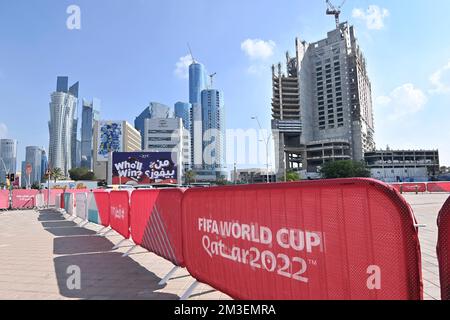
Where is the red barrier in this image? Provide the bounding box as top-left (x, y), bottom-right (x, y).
top-left (43, 190), bottom-right (64, 206)
top-left (437, 196), bottom-right (450, 300)
top-left (12, 190), bottom-right (39, 209)
top-left (182, 179), bottom-right (423, 300)
top-left (88, 191), bottom-right (110, 227)
top-left (130, 189), bottom-right (185, 267)
top-left (0, 190), bottom-right (9, 209)
top-left (428, 182), bottom-right (450, 193)
top-left (391, 183), bottom-right (427, 193)
top-left (110, 191), bottom-right (130, 239)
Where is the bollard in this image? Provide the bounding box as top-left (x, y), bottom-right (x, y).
top-left (415, 185), bottom-right (419, 195)
top-left (400, 185), bottom-right (403, 194)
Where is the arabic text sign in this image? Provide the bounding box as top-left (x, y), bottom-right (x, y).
top-left (112, 152), bottom-right (177, 185)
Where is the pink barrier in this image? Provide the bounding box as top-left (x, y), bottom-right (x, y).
top-left (391, 183), bottom-right (427, 193)
top-left (130, 189), bottom-right (185, 267)
top-left (428, 182), bottom-right (450, 193)
top-left (12, 190), bottom-right (38, 209)
top-left (0, 190), bottom-right (9, 209)
top-left (88, 191), bottom-right (110, 227)
top-left (110, 191), bottom-right (130, 239)
top-left (182, 179), bottom-right (423, 300)
top-left (437, 196), bottom-right (450, 300)
top-left (43, 190), bottom-right (64, 206)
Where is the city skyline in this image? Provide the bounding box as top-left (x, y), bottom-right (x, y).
top-left (0, 0), bottom-right (449, 168)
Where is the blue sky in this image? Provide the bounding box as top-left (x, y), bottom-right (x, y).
top-left (0, 0), bottom-right (449, 169)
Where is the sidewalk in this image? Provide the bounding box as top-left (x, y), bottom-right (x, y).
top-left (0, 209), bottom-right (231, 300)
top-left (0, 193), bottom-right (448, 300)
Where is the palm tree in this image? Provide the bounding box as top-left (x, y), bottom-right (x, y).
top-left (50, 167), bottom-right (64, 183)
top-left (185, 170), bottom-right (197, 185)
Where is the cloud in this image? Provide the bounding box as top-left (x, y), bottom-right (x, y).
top-left (0, 123), bottom-right (7, 138)
top-left (241, 39), bottom-right (276, 60)
top-left (352, 5), bottom-right (390, 30)
top-left (376, 83), bottom-right (427, 120)
top-left (430, 60), bottom-right (450, 94)
top-left (174, 54), bottom-right (192, 79)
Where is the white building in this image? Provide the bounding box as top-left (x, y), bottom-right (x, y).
top-left (48, 77), bottom-right (79, 177)
top-left (144, 118), bottom-right (191, 180)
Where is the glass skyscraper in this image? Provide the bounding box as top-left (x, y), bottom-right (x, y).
top-left (201, 89), bottom-right (226, 171)
top-left (134, 102), bottom-right (171, 149)
top-left (81, 98), bottom-right (100, 169)
top-left (189, 63), bottom-right (208, 105)
top-left (41, 149), bottom-right (48, 182)
top-left (25, 146), bottom-right (42, 186)
top-left (48, 76), bottom-right (79, 177)
top-left (0, 139), bottom-right (17, 184)
top-left (174, 102), bottom-right (191, 130)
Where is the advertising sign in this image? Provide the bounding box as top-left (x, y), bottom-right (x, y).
top-left (112, 152), bottom-right (177, 185)
top-left (97, 121), bottom-right (123, 162)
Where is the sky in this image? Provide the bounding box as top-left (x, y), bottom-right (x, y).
top-left (0, 0), bottom-right (449, 171)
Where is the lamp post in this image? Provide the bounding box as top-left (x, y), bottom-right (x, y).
top-left (251, 116), bottom-right (272, 183)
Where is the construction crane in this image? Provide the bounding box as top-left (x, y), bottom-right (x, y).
top-left (209, 73), bottom-right (217, 88)
top-left (326, 0), bottom-right (346, 29)
top-left (187, 42), bottom-right (196, 64)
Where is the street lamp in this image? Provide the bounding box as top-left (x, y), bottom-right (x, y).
top-left (251, 116), bottom-right (272, 183)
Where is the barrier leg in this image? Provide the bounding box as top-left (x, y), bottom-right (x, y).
top-left (179, 281), bottom-right (199, 300)
top-left (99, 229), bottom-right (114, 237)
top-left (112, 238), bottom-right (130, 250)
top-left (158, 266), bottom-right (180, 286)
top-left (122, 245), bottom-right (138, 258)
top-left (96, 226), bottom-right (108, 235)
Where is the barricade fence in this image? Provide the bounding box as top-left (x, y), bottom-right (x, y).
top-left (52, 179), bottom-right (424, 300)
top-left (437, 196), bottom-right (450, 300)
top-left (390, 182), bottom-right (450, 193)
top-left (0, 190), bottom-right (9, 209)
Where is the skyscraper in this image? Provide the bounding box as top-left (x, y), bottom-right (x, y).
top-left (201, 89), bottom-right (226, 174)
top-left (174, 102), bottom-right (191, 130)
top-left (48, 76), bottom-right (79, 177)
top-left (25, 146), bottom-right (42, 187)
top-left (41, 149), bottom-right (48, 182)
top-left (134, 102), bottom-right (171, 149)
top-left (81, 98), bottom-right (100, 169)
top-left (0, 139), bottom-right (17, 184)
top-left (271, 22), bottom-right (375, 176)
top-left (189, 62), bottom-right (208, 105)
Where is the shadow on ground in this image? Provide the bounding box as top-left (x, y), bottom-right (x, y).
top-left (38, 209), bottom-right (179, 300)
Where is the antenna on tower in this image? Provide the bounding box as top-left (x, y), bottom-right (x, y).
top-left (187, 43), bottom-right (196, 64)
top-left (209, 73), bottom-right (217, 88)
top-left (326, 0), bottom-right (346, 29)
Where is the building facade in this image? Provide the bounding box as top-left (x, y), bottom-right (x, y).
top-left (272, 22), bottom-right (375, 177)
top-left (48, 76), bottom-right (79, 177)
top-left (93, 120), bottom-right (141, 181)
top-left (41, 149), bottom-right (48, 182)
top-left (0, 139), bottom-right (17, 184)
top-left (174, 102), bottom-right (191, 131)
top-left (134, 102), bottom-right (171, 149)
top-left (143, 118), bottom-right (191, 180)
top-left (24, 146), bottom-right (43, 187)
top-left (80, 98), bottom-right (100, 169)
top-left (365, 149), bottom-right (440, 183)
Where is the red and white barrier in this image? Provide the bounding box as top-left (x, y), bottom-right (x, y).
top-left (75, 192), bottom-right (88, 222)
top-left (437, 196), bottom-right (450, 300)
top-left (428, 182), bottom-right (450, 193)
top-left (130, 189), bottom-right (185, 267)
top-left (0, 190), bottom-right (9, 209)
top-left (109, 191), bottom-right (131, 239)
top-left (87, 191), bottom-right (110, 227)
top-left (12, 190), bottom-right (38, 209)
top-left (182, 179), bottom-right (423, 300)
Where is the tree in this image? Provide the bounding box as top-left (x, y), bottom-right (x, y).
top-left (185, 170), bottom-right (197, 185)
top-left (31, 182), bottom-right (42, 190)
top-left (281, 170), bottom-right (301, 182)
top-left (49, 167), bottom-right (65, 183)
top-left (320, 160), bottom-right (370, 179)
top-left (69, 167), bottom-right (97, 181)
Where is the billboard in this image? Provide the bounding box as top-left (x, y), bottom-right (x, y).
top-left (112, 152), bottom-right (178, 185)
top-left (97, 121), bottom-right (123, 162)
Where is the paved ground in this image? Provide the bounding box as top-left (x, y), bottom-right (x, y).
top-left (0, 193), bottom-right (448, 300)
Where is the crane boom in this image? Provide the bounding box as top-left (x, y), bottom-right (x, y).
top-left (326, 0), bottom-right (346, 29)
